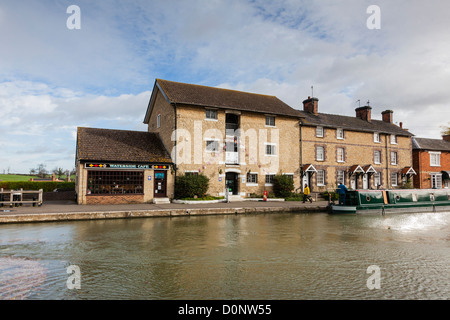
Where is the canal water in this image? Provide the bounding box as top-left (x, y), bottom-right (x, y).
top-left (0, 211), bottom-right (449, 300)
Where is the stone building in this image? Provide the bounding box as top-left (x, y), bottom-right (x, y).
top-left (412, 135), bottom-right (450, 189)
top-left (298, 97), bottom-right (415, 193)
top-left (144, 79), bottom-right (303, 199)
top-left (75, 127), bottom-right (173, 204)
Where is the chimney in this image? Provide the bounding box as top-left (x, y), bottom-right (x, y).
top-left (382, 110), bottom-right (393, 123)
top-left (399, 122), bottom-right (403, 128)
top-left (443, 135), bottom-right (450, 142)
top-left (303, 96), bottom-right (319, 115)
top-left (355, 106), bottom-right (372, 122)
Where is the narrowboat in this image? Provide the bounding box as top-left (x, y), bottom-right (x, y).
top-left (328, 189), bottom-right (450, 214)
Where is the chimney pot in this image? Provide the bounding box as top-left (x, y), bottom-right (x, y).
top-left (382, 110), bottom-right (393, 123)
top-left (302, 97), bottom-right (319, 115)
top-left (355, 106), bottom-right (372, 122)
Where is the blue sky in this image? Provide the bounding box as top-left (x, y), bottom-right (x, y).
top-left (1, 0), bottom-right (449, 173)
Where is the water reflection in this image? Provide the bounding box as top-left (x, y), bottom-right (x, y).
top-left (0, 211), bottom-right (449, 300)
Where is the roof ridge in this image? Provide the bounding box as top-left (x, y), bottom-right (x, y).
top-left (156, 78), bottom-right (279, 99)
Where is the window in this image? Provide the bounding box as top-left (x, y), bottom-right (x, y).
top-left (336, 128), bottom-right (344, 139)
top-left (391, 172), bottom-right (398, 187)
top-left (185, 171), bottom-right (199, 176)
top-left (374, 172), bottom-right (381, 187)
top-left (374, 132), bottom-right (380, 143)
top-left (205, 109), bottom-right (217, 120)
top-left (390, 135), bottom-right (397, 144)
top-left (336, 147), bottom-right (345, 162)
top-left (247, 173), bottom-right (258, 184)
top-left (316, 126), bottom-right (324, 137)
top-left (374, 150), bottom-right (381, 164)
top-left (316, 146), bottom-right (324, 161)
top-left (390, 151), bottom-right (398, 165)
top-left (283, 174), bottom-right (294, 181)
top-left (265, 144), bottom-right (276, 155)
top-left (431, 173), bottom-right (442, 189)
top-left (429, 152), bottom-right (441, 166)
top-left (206, 140), bottom-right (219, 152)
top-left (265, 116), bottom-right (275, 127)
top-left (87, 171), bottom-right (144, 195)
top-left (157, 114), bottom-right (161, 128)
top-left (317, 170), bottom-right (325, 186)
top-left (265, 174), bottom-right (274, 184)
top-left (336, 170), bottom-right (345, 185)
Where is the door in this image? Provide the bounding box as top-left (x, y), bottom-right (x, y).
top-left (350, 175), bottom-right (356, 190)
top-left (363, 174), bottom-right (368, 189)
top-left (154, 171), bottom-right (167, 197)
top-left (302, 173), bottom-right (310, 192)
top-left (225, 172), bottom-right (239, 195)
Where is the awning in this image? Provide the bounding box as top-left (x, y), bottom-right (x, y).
top-left (363, 165), bottom-right (377, 174)
top-left (349, 165), bottom-right (365, 174)
top-left (302, 164), bottom-right (318, 173)
top-left (401, 167), bottom-right (417, 176)
top-left (442, 171), bottom-right (450, 180)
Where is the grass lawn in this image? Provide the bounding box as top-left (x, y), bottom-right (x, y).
top-left (0, 174), bottom-right (39, 181)
top-left (0, 174), bottom-right (75, 182)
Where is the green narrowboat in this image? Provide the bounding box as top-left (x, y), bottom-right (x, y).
top-left (329, 189), bottom-right (450, 214)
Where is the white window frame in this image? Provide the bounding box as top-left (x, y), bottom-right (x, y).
top-left (265, 143), bottom-right (276, 156)
top-left (390, 151), bottom-right (398, 165)
top-left (336, 170), bottom-right (345, 185)
top-left (374, 150), bottom-right (381, 164)
top-left (316, 146), bottom-right (324, 161)
top-left (157, 114), bottom-right (161, 128)
top-left (316, 126), bottom-right (324, 138)
top-left (246, 172), bottom-right (258, 185)
top-left (206, 140), bottom-right (219, 152)
top-left (431, 173), bottom-right (442, 189)
top-left (391, 172), bottom-right (398, 187)
top-left (429, 152), bottom-right (441, 167)
top-left (265, 116), bottom-right (275, 127)
top-left (390, 134), bottom-right (397, 145)
top-left (316, 170), bottom-right (325, 186)
top-left (336, 147), bottom-right (345, 162)
top-left (205, 109), bottom-right (218, 121)
top-left (374, 132), bottom-right (380, 143)
top-left (336, 128), bottom-right (344, 140)
top-left (265, 174), bottom-right (275, 186)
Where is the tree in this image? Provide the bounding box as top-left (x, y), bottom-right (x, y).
top-left (36, 163), bottom-right (48, 178)
top-left (273, 174), bottom-right (294, 198)
top-left (53, 167), bottom-right (65, 179)
top-left (441, 123), bottom-right (450, 135)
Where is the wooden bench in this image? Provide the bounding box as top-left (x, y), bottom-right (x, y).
top-left (0, 188), bottom-right (43, 207)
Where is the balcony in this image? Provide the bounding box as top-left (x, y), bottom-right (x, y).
top-left (225, 151), bottom-right (239, 165)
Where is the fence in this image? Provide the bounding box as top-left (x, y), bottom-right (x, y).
top-left (0, 188), bottom-right (43, 207)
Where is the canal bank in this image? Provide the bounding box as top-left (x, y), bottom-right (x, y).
top-left (0, 200), bottom-right (329, 224)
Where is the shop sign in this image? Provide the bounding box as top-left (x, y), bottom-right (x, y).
top-left (85, 163), bottom-right (169, 170)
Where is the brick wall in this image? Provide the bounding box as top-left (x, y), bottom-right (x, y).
top-left (413, 149), bottom-right (450, 188)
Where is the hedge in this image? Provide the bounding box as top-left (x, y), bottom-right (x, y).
top-left (175, 173), bottom-right (210, 199)
top-left (0, 181), bottom-right (75, 193)
top-left (273, 174), bottom-right (294, 198)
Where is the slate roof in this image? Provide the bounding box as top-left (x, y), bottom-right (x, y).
top-left (146, 79), bottom-right (302, 119)
top-left (298, 110), bottom-right (414, 137)
top-left (412, 137), bottom-right (450, 151)
top-left (76, 127), bottom-right (172, 163)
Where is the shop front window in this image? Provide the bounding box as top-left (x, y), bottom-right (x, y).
top-left (87, 171), bottom-right (144, 195)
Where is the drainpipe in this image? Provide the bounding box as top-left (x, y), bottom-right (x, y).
top-left (299, 119), bottom-right (303, 192)
top-left (385, 133), bottom-right (389, 187)
top-left (173, 102), bottom-right (178, 195)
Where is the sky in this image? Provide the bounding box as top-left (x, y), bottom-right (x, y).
top-left (1, 0), bottom-right (449, 174)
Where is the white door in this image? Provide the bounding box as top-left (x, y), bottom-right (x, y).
top-left (302, 174), bottom-right (309, 191)
top-left (350, 176), bottom-right (356, 189)
top-left (363, 174), bottom-right (368, 189)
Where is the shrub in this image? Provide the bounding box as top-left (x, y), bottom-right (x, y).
top-left (175, 173), bottom-right (210, 199)
top-left (0, 181), bottom-right (75, 193)
top-left (273, 175), bottom-right (294, 198)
